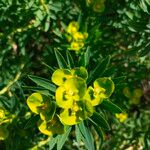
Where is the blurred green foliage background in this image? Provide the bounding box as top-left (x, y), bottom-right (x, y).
top-left (0, 0), bottom-right (150, 149)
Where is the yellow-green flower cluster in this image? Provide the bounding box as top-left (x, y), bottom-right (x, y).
top-left (27, 93), bottom-right (64, 136)
top-left (52, 67), bottom-right (93, 125)
top-left (52, 67), bottom-right (114, 125)
top-left (27, 67), bottom-right (115, 136)
top-left (66, 22), bottom-right (88, 51)
top-left (123, 87), bottom-right (143, 105)
top-left (115, 113), bottom-right (128, 123)
top-left (0, 107), bottom-right (13, 140)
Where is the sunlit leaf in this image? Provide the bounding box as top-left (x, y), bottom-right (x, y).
top-left (28, 75), bottom-right (56, 92)
top-left (100, 100), bottom-right (122, 113)
top-left (87, 55), bottom-right (110, 85)
top-left (57, 127), bottom-right (72, 150)
top-left (54, 49), bottom-right (68, 69)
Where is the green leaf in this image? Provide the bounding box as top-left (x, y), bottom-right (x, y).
top-left (28, 75), bottom-right (56, 92)
top-left (66, 50), bottom-right (75, 68)
top-left (144, 129), bottom-right (150, 149)
top-left (79, 46), bottom-right (91, 67)
top-left (54, 49), bottom-right (68, 69)
top-left (75, 125), bottom-right (82, 146)
top-left (78, 122), bottom-right (95, 150)
top-left (87, 55), bottom-right (110, 85)
top-left (90, 112), bottom-right (110, 130)
top-left (57, 127), bottom-right (72, 150)
top-left (100, 100), bottom-right (122, 113)
top-left (125, 11), bottom-right (134, 20)
top-left (24, 115), bottom-right (40, 129)
top-left (139, 0), bottom-right (149, 13)
top-left (0, 96), bottom-right (11, 109)
top-left (84, 46), bottom-right (91, 67)
top-left (22, 86), bottom-right (53, 97)
top-left (44, 15), bottom-right (50, 32)
top-left (41, 61), bottom-right (55, 73)
top-left (53, 29), bottom-right (63, 38)
top-left (50, 3), bottom-right (62, 12)
top-left (138, 43), bottom-right (150, 57)
top-left (49, 136), bottom-right (58, 150)
top-left (22, 86), bottom-right (45, 91)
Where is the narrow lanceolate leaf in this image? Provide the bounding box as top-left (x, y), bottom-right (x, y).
top-left (138, 43), bottom-right (150, 57)
top-left (87, 55), bottom-right (110, 85)
top-left (75, 125), bottom-right (82, 146)
top-left (28, 75), bottom-right (56, 92)
top-left (41, 61), bottom-right (55, 72)
top-left (84, 46), bottom-right (91, 67)
top-left (49, 136), bottom-right (58, 150)
top-left (66, 50), bottom-right (75, 68)
top-left (44, 15), bottom-right (50, 32)
top-left (57, 127), bottom-right (72, 150)
top-left (144, 130), bottom-right (150, 149)
top-left (22, 86), bottom-right (46, 91)
top-left (100, 100), bottom-right (122, 114)
top-left (54, 49), bottom-right (68, 69)
top-left (22, 86), bottom-right (53, 96)
top-left (78, 122), bottom-right (95, 150)
top-left (79, 46), bottom-right (91, 67)
top-left (90, 112), bottom-right (110, 130)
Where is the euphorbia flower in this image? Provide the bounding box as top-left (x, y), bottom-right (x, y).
top-left (66, 21), bottom-right (79, 35)
top-left (85, 77), bottom-right (115, 106)
top-left (27, 93), bottom-right (44, 114)
top-left (73, 32), bottom-right (88, 42)
top-left (66, 21), bottom-right (88, 51)
top-left (38, 115), bottom-right (64, 136)
top-left (71, 67), bottom-right (88, 80)
top-left (27, 93), bottom-right (56, 121)
top-left (115, 113), bottom-right (128, 123)
top-left (55, 77), bottom-right (87, 108)
top-left (73, 32), bottom-right (85, 41)
top-left (70, 41), bottom-right (84, 51)
top-left (51, 69), bottom-right (72, 86)
top-left (59, 100), bottom-right (93, 125)
top-left (51, 67), bottom-right (88, 88)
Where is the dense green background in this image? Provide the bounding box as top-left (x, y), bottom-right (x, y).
top-left (0, 0), bottom-right (150, 149)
